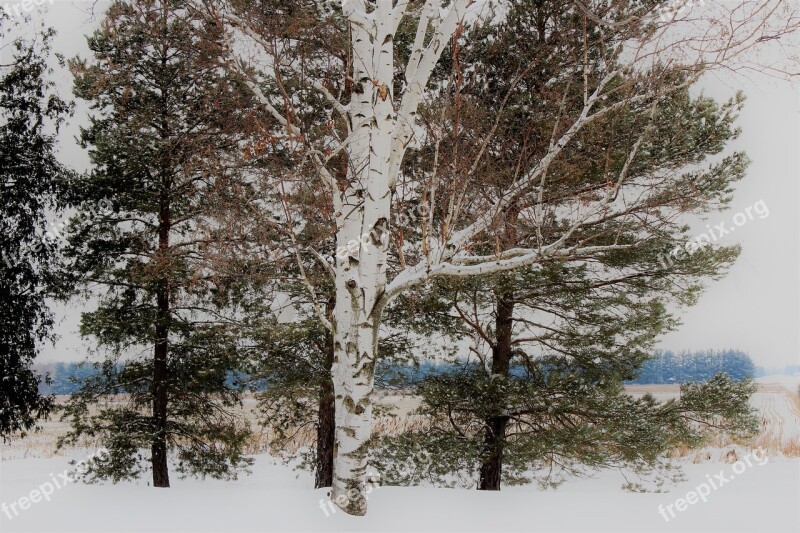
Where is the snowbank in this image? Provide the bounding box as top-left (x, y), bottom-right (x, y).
top-left (1, 452), bottom-right (798, 532)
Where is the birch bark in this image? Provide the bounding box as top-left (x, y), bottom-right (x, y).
top-left (329, 0), bottom-right (395, 515)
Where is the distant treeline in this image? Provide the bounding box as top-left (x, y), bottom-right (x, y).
top-left (755, 364), bottom-right (800, 377)
top-left (626, 349), bottom-right (755, 384)
top-left (36, 362), bottom-right (100, 395)
top-left (39, 350), bottom-right (770, 395)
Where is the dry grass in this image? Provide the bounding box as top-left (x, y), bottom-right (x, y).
top-left (666, 384), bottom-right (800, 461)
top-left (4, 384), bottom-right (799, 462)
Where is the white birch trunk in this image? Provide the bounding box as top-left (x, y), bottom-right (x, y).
top-left (330, 0), bottom-right (395, 515)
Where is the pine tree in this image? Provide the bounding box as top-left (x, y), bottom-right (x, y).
top-left (0, 13), bottom-right (73, 439)
top-left (373, 0), bottom-right (758, 491)
top-left (58, 0), bottom-right (255, 486)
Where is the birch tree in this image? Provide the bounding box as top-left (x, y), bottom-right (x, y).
top-left (193, 0), bottom-right (798, 514)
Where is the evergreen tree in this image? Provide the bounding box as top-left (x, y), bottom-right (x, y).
top-left (58, 0), bottom-right (255, 486)
top-left (0, 13), bottom-right (73, 439)
top-left (373, 0), bottom-right (757, 491)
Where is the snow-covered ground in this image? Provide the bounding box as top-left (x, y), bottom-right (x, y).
top-left (756, 375), bottom-right (800, 389)
top-left (1, 450), bottom-right (798, 532)
top-left (2, 377), bottom-right (799, 532)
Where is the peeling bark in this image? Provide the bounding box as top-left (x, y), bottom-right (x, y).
top-left (329, 0), bottom-right (395, 514)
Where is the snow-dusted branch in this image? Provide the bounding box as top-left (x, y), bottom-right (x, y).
top-left (387, 0), bottom-right (474, 187)
top-left (287, 223), bottom-right (334, 332)
top-left (438, 68), bottom-right (619, 260)
top-left (438, 64), bottom-right (704, 264)
top-left (382, 242), bottom-right (640, 304)
top-left (308, 247), bottom-right (336, 280)
top-left (309, 78), bottom-right (350, 119)
top-left (234, 66), bottom-right (290, 128)
top-left (308, 151), bottom-right (344, 213)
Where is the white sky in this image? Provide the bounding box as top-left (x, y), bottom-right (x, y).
top-left (7, 0), bottom-right (798, 369)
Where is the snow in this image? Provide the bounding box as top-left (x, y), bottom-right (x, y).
top-left (2, 377), bottom-right (798, 531)
top-left (756, 375), bottom-right (800, 390)
top-left (1, 452), bottom-right (798, 532)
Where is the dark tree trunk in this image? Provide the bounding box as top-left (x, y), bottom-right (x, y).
top-left (152, 229), bottom-right (171, 487)
top-left (478, 290), bottom-right (514, 491)
top-left (315, 330), bottom-right (335, 488)
top-left (152, 213), bottom-right (171, 487)
top-left (478, 415), bottom-right (509, 490)
top-left (152, 287), bottom-right (170, 488)
top-left (478, 205), bottom-right (519, 491)
top-left (153, 88), bottom-right (171, 487)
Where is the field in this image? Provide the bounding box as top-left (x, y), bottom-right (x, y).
top-left (1, 376), bottom-right (799, 532)
top-left (3, 377), bottom-right (800, 461)
top-left (625, 377), bottom-right (800, 460)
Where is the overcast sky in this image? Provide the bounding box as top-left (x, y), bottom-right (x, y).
top-left (8, 1), bottom-right (798, 369)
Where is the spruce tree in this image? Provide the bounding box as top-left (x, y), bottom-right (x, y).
top-left (0, 13), bottom-right (73, 439)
